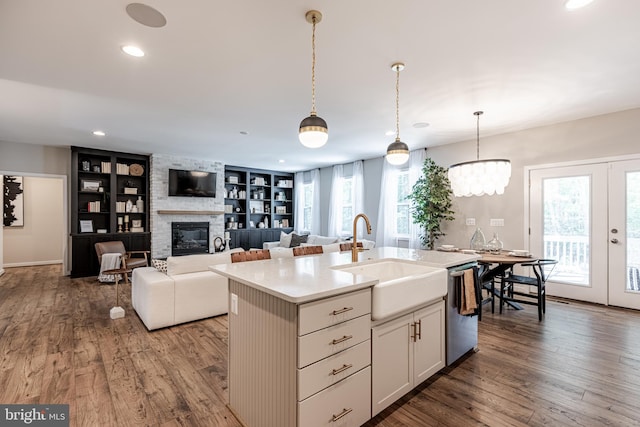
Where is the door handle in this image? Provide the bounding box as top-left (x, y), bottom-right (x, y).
top-left (611, 238), bottom-right (619, 244)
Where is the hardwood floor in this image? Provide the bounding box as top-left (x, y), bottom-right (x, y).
top-left (2, 265), bottom-right (640, 426)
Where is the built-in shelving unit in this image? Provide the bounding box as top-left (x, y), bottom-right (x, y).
top-left (224, 165), bottom-right (294, 250)
top-left (71, 146), bottom-right (150, 277)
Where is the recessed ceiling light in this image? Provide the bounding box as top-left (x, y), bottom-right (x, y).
top-left (121, 45), bottom-right (145, 57)
top-left (92, 130), bottom-right (106, 136)
top-left (565, 0), bottom-right (595, 10)
top-left (385, 130), bottom-right (395, 136)
top-left (239, 131), bottom-right (249, 135)
top-left (279, 159), bottom-right (285, 163)
top-left (413, 122), bottom-right (430, 129)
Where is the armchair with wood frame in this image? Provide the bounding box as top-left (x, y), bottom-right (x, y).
top-left (94, 241), bottom-right (149, 283)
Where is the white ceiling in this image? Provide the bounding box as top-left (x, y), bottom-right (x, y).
top-left (1, 0), bottom-right (639, 172)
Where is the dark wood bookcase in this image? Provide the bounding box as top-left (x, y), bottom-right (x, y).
top-left (70, 146), bottom-right (150, 277)
top-left (224, 165), bottom-right (294, 250)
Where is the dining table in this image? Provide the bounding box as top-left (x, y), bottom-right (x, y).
top-left (477, 250), bottom-right (538, 310)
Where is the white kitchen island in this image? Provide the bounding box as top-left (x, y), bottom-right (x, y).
top-left (211, 247), bottom-right (479, 427)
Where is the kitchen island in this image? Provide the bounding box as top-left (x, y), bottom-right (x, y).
top-left (211, 247), bottom-right (479, 427)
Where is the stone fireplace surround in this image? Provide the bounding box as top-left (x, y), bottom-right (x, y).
top-left (150, 154), bottom-right (225, 259)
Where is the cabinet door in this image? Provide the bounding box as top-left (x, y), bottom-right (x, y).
top-left (413, 301), bottom-right (445, 385)
top-left (371, 313), bottom-right (413, 416)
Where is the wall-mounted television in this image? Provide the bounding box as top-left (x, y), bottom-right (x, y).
top-left (168, 169), bottom-right (217, 197)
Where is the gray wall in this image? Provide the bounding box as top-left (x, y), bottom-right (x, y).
top-left (317, 108), bottom-right (640, 250)
top-left (1, 140), bottom-right (71, 273)
top-left (0, 140), bottom-right (70, 176)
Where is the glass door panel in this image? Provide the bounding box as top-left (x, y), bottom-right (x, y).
top-left (530, 164), bottom-right (608, 304)
top-left (609, 160), bottom-right (640, 309)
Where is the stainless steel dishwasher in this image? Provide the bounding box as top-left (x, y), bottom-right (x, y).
top-left (446, 261), bottom-right (479, 365)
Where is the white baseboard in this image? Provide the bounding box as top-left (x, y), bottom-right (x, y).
top-left (3, 260), bottom-right (63, 268)
top-left (0, 268), bottom-right (4, 277)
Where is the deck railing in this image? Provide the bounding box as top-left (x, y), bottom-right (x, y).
top-left (544, 235), bottom-right (640, 290)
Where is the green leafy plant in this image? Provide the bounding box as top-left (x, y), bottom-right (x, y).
top-left (408, 157), bottom-right (455, 249)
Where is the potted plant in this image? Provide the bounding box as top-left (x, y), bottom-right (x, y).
top-left (408, 157), bottom-right (455, 249)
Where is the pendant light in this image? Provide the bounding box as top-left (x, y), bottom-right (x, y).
top-left (299, 10), bottom-right (328, 149)
top-left (448, 111), bottom-right (511, 197)
top-left (386, 62), bottom-right (409, 165)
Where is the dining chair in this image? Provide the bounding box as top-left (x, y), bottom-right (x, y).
top-left (476, 263), bottom-right (496, 321)
top-left (501, 259), bottom-right (558, 321)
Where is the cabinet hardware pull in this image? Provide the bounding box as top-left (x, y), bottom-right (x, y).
top-left (332, 307), bottom-right (353, 315)
top-left (331, 408), bottom-right (353, 422)
top-left (416, 319), bottom-right (422, 340)
top-left (331, 335), bottom-right (353, 345)
top-left (331, 363), bottom-right (353, 375)
top-left (410, 322), bottom-right (417, 342)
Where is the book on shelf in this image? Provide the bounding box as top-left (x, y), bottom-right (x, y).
top-left (87, 201), bottom-right (101, 212)
top-left (116, 163), bottom-right (130, 175)
top-left (101, 162), bottom-right (111, 173)
top-left (130, 226), bottom-right (144, 233)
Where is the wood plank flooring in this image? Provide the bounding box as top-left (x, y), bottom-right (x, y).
top-left (2, 265), bottom-right (640, 426)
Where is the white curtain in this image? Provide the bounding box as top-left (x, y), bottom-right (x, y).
top-left (352, 160), bottom-right (365, 238)
top-left (327, 164), bottom-right (344, 237)
top-left (309, 169), bottom-right (321, 234)
top-left (407, 150), bottom-right (427, 249)
top-left (375, 159), bottom-right (398, 247)
top-left (375, 149), bottom-right (426, 248)
top-left (294, 171), bottom-right (305, 233)
top-left (294, 169), bottom-right (321, 235)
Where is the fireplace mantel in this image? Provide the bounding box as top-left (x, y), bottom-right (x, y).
top-left (157, 210), bottom-right (224, 215)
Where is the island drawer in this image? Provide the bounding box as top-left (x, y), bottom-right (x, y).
top-left (298, 339), bottom-right (370, 401)
top-left (298, 366), bottom-right (371, 427)
top-left (298, 288), bottom-right (371, 336)
top-left (298, 314), bottom-right (370, 368)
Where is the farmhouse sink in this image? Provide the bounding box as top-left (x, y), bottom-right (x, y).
top-left (333, 259), bottom-right (447, 320)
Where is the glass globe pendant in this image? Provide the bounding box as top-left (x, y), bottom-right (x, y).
top-left (299, 10), bottom-right (328, 148)
top-left (386, 62), bottom-right (409, 165)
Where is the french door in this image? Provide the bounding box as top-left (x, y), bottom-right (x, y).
top-left (529, 158), bottom-right (640, 309)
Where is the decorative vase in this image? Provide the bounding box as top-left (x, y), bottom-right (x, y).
top-left (486, 232), bottom-right (503, 253)
top-left (470, 227), bottom-right (486, 251)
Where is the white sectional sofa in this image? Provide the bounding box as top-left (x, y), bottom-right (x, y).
top-left (132, 251), bottom-right (240, 330)
top-left (263, 231), bottom-right (376, 251)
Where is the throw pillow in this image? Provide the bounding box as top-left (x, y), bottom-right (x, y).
top-left (151, 259), bottom-right (168, 273)
top-left (279, 231), bottom-right (293, 248)
top-left (289, 233), bottom-right (308, 247)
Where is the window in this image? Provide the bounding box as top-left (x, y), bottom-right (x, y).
top-left (340, 177), bottom-right (353, 235)
top-left (395, 170), bottom-right (410, 235)
top-left (302, 182), bottom-right (313, 232)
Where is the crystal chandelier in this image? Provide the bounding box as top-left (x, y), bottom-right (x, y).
top-left (299, 10), bottom-right (328, 148)
top-left (448, 111), bottom-right (511, 197)
top-left (386, 62), bottom-right (409, 165)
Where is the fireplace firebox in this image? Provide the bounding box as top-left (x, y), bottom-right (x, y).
top-left (172, 222), bottom-right (210, 256)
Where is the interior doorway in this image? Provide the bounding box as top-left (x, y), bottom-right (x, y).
top-left (1, 172), bottom-right (68, 275)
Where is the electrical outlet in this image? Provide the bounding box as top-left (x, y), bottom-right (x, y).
top-left (231, 293), bottom-right (238, 315)
top-left (490, 218), bottom-right (505, 227)
top-left (466, 218), bottom-right (476, 226)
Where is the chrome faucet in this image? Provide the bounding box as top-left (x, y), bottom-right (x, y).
top-left (352, 213), bottom-right (372, 262)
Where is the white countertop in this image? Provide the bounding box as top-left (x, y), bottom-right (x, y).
top-left (211, 247), bottom-right (480, 304)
